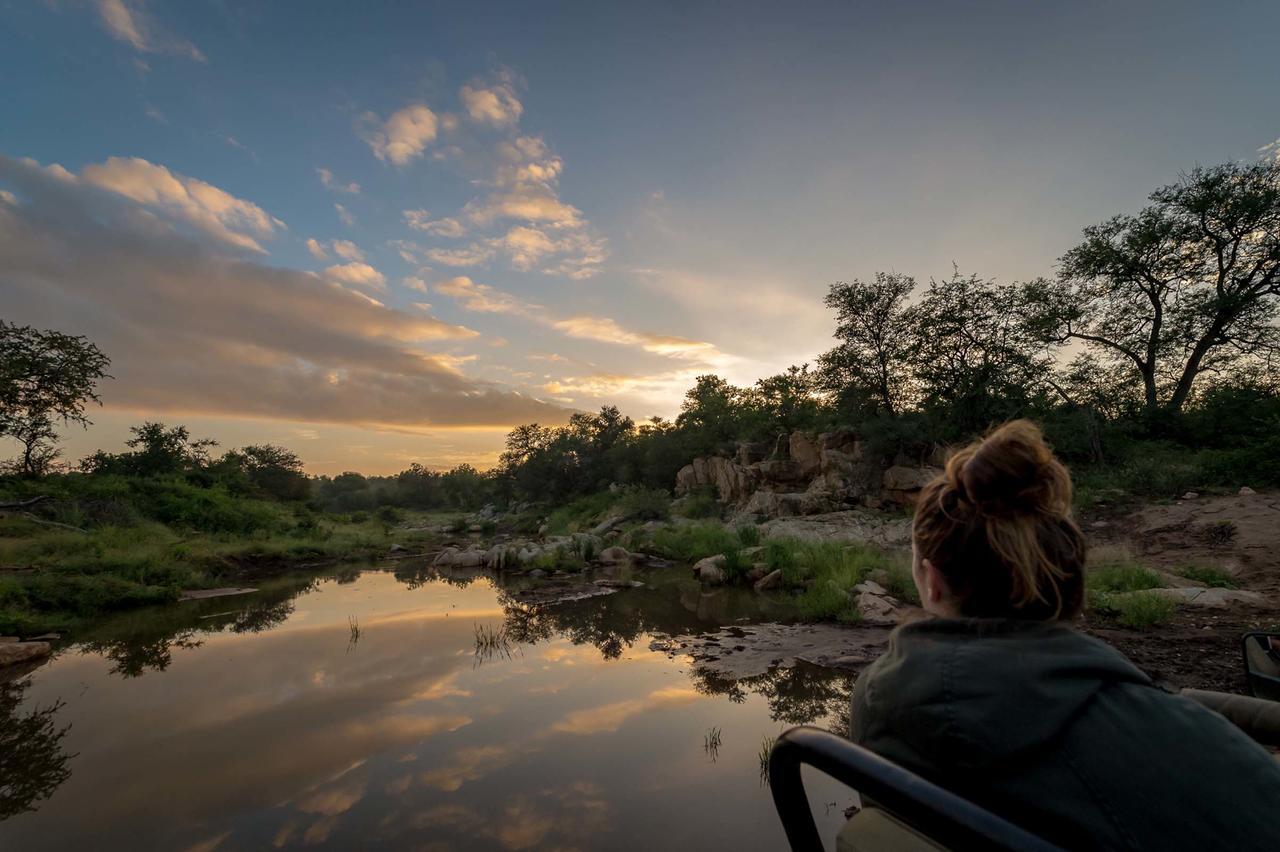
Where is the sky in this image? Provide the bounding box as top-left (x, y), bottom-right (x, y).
top-left (2, 0), bottom-right (1278, 475)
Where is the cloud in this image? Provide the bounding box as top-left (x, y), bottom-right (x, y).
top-left (360, 104), bottom-right (439, 165)
top-left (334, 202), bottom-right (355, 226)
top-left (550, 687), bottom-right (700, 735)
top-left (316, 167), bottom-right (360, 195)
top-left (67, 156), bottom-right (283, 253)
top-left (552, 316), bottom-right (718, 358)
top-left (0, 155), bottom-right (571, 430)
top-left (423, 243), bottom-right (495, 268)
top-left (330, 240), bottom-right (364, 262)
top-left (401, 276), bottom-right (429, 293)
top-left (1261, 138), bottom-right (1280, 163)
top-left (305, 238), bottom-right (328, 260)
top-left (403, 209), bottom-right (466, 238)
top-left (323, 262), bottom-right (385, 291)
top-left (94, 0), bottom-right (205, 62)
top-left (433, 277), bottom-right (533, 315)
top-left (459, 78), bottom-right (523, 127)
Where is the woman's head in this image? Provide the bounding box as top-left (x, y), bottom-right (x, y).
top-left (911, 420), bottom-right (1086, 621)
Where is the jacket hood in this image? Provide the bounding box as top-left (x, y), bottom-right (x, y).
top-left (860, 618), bottom-right (1151, 770)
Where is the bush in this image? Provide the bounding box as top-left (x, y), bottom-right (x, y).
top-left (613, 486), bottom-right (671, 521)
top-left (736, 524), bottom-right (761, 547)
top-left (675, 490), bottom-right (720, 520)
top-left (543, 491), bottom-right (617, 535)
top-left (375, 505), bottom-right (404, 524)
top-left (648, 523), bottom-right (739, 564)
top-left (1176, 564), bottom-right (1238, 588)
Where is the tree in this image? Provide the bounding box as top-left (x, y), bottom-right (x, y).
top-left (1023, 161), bottom-right (1280, 417)
top-left (230, 444), bottom-right (310, 501)
top-left (0, 321), bottom-right (110, 476)
top-left (818, 273), bottom-right (916, 416)
top-left (80, 422), bottom-right (217, 477)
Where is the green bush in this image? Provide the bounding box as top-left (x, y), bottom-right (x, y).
top-left (736, 524), bottom-right (761, 547)
top-left (648, 523), bottom-right (739, 564)
top-left (1176, 564), bottom-right (1238, 588)
top-left (675, 490), bottom-right (720, 520)
top-left (543, 491), bottom-right (617, 535)
top-left (613, 486), bottom-right (671, 521)
top-left (375, 505), bottom-right (403, 524)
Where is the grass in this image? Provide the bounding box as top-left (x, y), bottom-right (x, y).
top-left (1097, 590), bottom-right (1178, 629)
top-left (758, 736), bottom-right (775, 786)
top-left (1087, 546), bottom-right (1164, 593)
top-left (675, 490), bottom-right (720, 520)
top-left (0, 505), bottom-right (441, 635)
top-left (542, 487), bottom-right (672, 536)
top-left (473, 622), bottom-right (517, 663)
top-left (1175, 563), bottom-right (1238, 588)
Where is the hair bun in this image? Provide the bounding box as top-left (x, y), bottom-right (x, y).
top-left (951, 421), bottom-right (1071, 518)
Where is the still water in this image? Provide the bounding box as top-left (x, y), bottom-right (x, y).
top-left (1, 564), bottom-right (855, 850)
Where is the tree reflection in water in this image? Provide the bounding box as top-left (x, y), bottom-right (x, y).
top-left (0, 674), bottom-right (75, 821)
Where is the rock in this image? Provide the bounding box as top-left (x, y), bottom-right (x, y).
top-left (433, 547), bottom-right (461, 567)
top-left (819, 429), bottom-right (861, 454)
top-left (591, 516), bottom-right (624, 536)
top-left (882, 465), bottom-right (942, 506)
top-left (1128, 587), bottom-right (1265, 608)
top-left (529, 568), bottom-right (548, 579)
top-left (853, 580), bottom-right (888, 596)
top-left (675, 456), bottom-right (758, 503)
top-left (746, 564), bottom-right (768, 583)
top-left (741, 490), bottom-right (807, 519)
top-left (451, 550), bottom-right (485, 569)
top-left (737, 441), bottom-right (770, 466)
top-left (857, 591), bottom-right (899, 625)
top-left (755, 459), bottom-right (805, 484)
top-left (759, 511), bottom-right (913, 549)
top-left (179, 587), bottom-right (257, 601)
top-left (597, 545), bottom-right (635, 565)
top-left (388, 543), bottom-right (408, 554)
top-left (694, 554), bottom-right (728, 585)
top-left (789, 432), bottom-right (823, 478)
top-left (738, 545), bottom-right (765, 560)
top-left (1239, 486), bottom-right (1257, 496)
top-left (467, 524), bottom-right (484, 533)
top-left (0, 641), bottom-right (51, 668)
top-left (1181, 491), bottom-right (1200, 500)
top-left (866, 568), bottom-right (891, 587)
top-left (0, 637), bottom-right (18, 643)
top-left (754, 569), bottom-right (783, 591)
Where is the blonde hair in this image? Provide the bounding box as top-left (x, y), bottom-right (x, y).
top-left (913, 420), bottom-right (1086, 620)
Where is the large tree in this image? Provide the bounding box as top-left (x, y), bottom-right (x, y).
top-left (1023, 160), bottom-right (1280, 416)
top-left (817, 272), bottom-right (917, 416)
top-left (0, 321), bottom-right (111, 476)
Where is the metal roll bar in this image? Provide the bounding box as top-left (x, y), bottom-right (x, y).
top-left (768, 726), bottom-right (1065, 852)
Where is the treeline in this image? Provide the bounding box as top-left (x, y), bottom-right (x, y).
top-left (4, 160), bottom-right (1280, 516)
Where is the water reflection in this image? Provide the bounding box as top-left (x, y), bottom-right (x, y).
top-left (0, 564), bottom-right (856, 850)
top-left (0, 673), bottom-right (75, 820)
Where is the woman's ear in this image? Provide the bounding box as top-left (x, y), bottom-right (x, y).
top-left (921, 558), bottom-right (955, 615)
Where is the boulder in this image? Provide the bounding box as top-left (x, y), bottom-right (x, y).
top-left (675, 456), bottom-right (758, 503)
top-left (597, 546), bottom-right (635, 565)
top-left (745, 564), bottom-right (769, 583)
top-left (0, 641), bottom-right (51, 668)
top-left (853, 580), bottom-right (888, 596)
top-left (742, 490), bottom-right (807, 519)
top-left (591, 516), bottom-right (624, 536)
top-left (388, 543), bottom-right (408, 554)
top-left (453, 549), bottom-right (485, 569)
top-left (737, 441), bottom-right (770, 466)
top-left (755, 459), bottom-right (805, 485)
top-left (789, 432), bottom-right (823, 478)
top-left (432, 547), bottom-right (461, 567)
top-left (1131, 587), bottom-right (1265, 608)
top-left (739, 545), bottom-right (765, 560)
top-left (819, 428), bottom-right (861, 454)
top-left (518, 546), bottom-right (545, 565)
top-left (694, 554), bottom-right (728, 585)
top-left (857, 591), bottom-right (899, 625)
top-left (882, 465), bottom-right (942, 506)
top-left (754, 569), bottom-right (783, 591)
top-left (1239, 486), bottom-right (1257, 496)
top-left (529, 569), bottom-right (548, 579)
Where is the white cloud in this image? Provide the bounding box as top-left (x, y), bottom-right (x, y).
top-left (76, 156), bottom-right (282, 252)
top-left (424, 244), bottom-right (495, 268)
top-left (361, 105), bottom-right (439, 165)
top-left (94, 0), bottom-right (205, 62)
top-left (317, 167), bottom-right (361, 194)
top-left (324, 262), bottom-right (386, 291)
top-left (401, 276), bottom-right (429, 293)
top-left (460, 80), bottom-right (523, 127)
top-left (306, 238), bottom-right (329, 260)
top-left (331, 239), bottom-right (364, 261)
top-left (404, 209), bottom-right (466, 238)
top-left (1260, 138), bottom-right (1280, 163)
top-left (335, 202), bottom-right (355, 226)
top-left (433, 277), bottom-right (532, 315)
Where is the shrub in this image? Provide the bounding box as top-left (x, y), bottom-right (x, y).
top-left (648, 523), bottom-right (738, 564)
top-left (375, 505), bottom-right (403, 524)
top-left (1176, 564), bottom-right (1238, 588)
top-left (1090, 564), bottom-right (1163, 594)
top-left (614, 486), bottom-right (671, 521)
top-left (543, 491), bottom-right (617, 535)
top-left (675, 490), bottom-right (720, 520)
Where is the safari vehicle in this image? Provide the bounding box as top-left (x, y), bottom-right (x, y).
top-left (769, 632), bottom-right (1280, 852)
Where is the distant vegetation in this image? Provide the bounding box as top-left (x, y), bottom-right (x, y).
top-left (3, 159), bottom-right (1279, 630)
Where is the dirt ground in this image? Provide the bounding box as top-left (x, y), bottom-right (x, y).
top-left (1083, 490), bottom-right (1280, 693)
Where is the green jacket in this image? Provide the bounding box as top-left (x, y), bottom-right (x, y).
top-left (850, 618), bottom-right (1280, 850)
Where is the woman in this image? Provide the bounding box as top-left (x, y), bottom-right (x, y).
top-left (850, 420), bottom-right (1280, 850)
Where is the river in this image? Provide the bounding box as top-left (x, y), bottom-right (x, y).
top-left (0, 562), bottom-right (856, 850)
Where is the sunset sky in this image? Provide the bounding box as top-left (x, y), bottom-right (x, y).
top-left (3, 1), bottom-right (1279, 474)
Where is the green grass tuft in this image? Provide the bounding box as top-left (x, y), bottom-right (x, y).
top-left (1175, 563), bottom-right (1238, 588)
